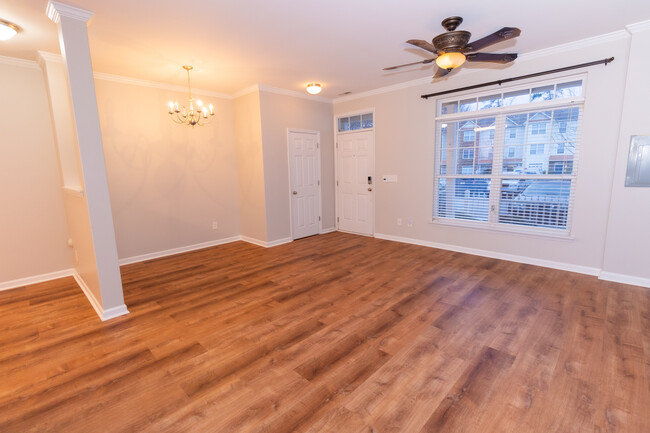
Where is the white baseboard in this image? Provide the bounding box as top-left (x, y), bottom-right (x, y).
top-left (241, 236), bottom-right (293, 248)
top-left (321, 227), bottom-right (337, 234)
top-left (0, 268), bottom-right (74, 292)
top-left (73, 271), bottom-right (129, 321)
top-left (599, 271), bottom-right (650, 289)
top-left (118, 236), bottom-right (242, 265)
top-left (374, 233), bottom-right (601, 276)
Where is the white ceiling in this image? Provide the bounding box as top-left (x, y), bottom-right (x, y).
top-left (2, 0), bottom-right (650, 99)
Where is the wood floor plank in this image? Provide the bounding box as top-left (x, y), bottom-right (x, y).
top-left (0, 232), bottom-right (648, 432)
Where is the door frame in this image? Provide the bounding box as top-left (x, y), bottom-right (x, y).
top-left (287, 128), bottom-right (323, 240)
top-left (333, 108), bottom-right (376, 236)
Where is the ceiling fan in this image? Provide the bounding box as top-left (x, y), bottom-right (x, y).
top-left (384, 16), bottom-right (521, 78)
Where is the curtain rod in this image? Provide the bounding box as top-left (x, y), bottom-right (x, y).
top-left (420, 57), bottom-right (615, 100)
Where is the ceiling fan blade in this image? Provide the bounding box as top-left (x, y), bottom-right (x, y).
top-left (465, 27), bottom-right (521, 52)
top-left (383, 58), bottom-right (435, 71)
top-left (407, 39), bottom-right (439, 54)
top-left (434, 67), bottom-right (450, 79)
top-left (466, 52), bottom-right (518, 63)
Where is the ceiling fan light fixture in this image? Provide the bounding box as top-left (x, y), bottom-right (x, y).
top-left (435, 51), bottom-right (466, 70)
top-left (306, 83), bottom-right (322, 95)
top-left (0, 19), bottom-right (21, 41)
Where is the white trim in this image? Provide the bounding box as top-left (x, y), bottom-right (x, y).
top-left (625, 20), bottom-right (650, 34)
top-left (73, 271), bottom-right (129, 321)
top-left (321, 227), bottom-right (336, 234)
top-left (240, 236), bottom-right (293, 248)
top-left (47, 1), bottom-right (94, 23)
top-left (93, 72), bottom-right (231, 99)
top-left (118, 236), bottom-right (241, 265)
top-left (0, 268), bottom-right (74, 292)
top-left (258, 84), bottom-right (333, 104)
top-left (0, 54), bottom-right (39, 70)
top-left (517, 30), bottom-right (628, 63)
top-left (374, 233), bottom-right (600, 276)
top-left (232, 84), bottom-right (260, 99)
top-left (599, 271), bottom-right (650, 289)
top-left (62, 186), bottom-right (84, 198)
top-left (333, 29), bottom-right (628, 104)
top-left (37, 51), bottom-right (64, 65)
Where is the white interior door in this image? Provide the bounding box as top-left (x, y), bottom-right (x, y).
top-left (337, 130), bottom-right (374, 235)
top-left (288, 130), bottom-right (321, 240)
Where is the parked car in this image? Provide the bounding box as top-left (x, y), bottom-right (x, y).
top-left (502, 180), bottom-right (570, 228)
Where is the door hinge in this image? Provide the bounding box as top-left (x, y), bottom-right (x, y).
top-left (337, 217), bottom-right (339, 223)
top-left (319, 216), bottom-right (321, 221)
top-left (336, 180), bottom-right (339, 186)
top-left (336, 142), bottom-right (338, 148)
top-left (317, 142), bottom-right (319, 148)
top-left (318, 180), bottom-right (320, 186)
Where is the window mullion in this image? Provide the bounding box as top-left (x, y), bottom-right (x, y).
top-left (489, 115), bottom-right (506, 224)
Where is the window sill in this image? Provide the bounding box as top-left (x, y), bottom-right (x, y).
top-left (430, 218), bottom-right (575, 241)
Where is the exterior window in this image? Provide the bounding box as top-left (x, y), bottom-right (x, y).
top-left (434, 77), bottom-right (583, 233)
top-left (531, 123), bottom-right (547, 135)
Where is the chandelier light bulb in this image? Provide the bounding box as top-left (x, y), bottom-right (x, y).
top-left (306, 83), bottom-right (322, 95)
top-left (167, 65), bottom-right (215, 126)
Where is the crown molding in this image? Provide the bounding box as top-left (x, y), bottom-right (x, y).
top-left (626, 20), bottom-right (650, 34)
top-left (92, 72), bottom-right (232, 99)
top-left (334, 28), bottom-right (630, 105)
top-left (258, 84), bottom-right (333, 104)
top-left (334, 76), bottom-right (432, 104)
top-left (47, 1), bottom-right (94, 24)
top-left (231, 84), bottom-right (260, 99)
top-left (37, 51), bottom-right (64, 68)
top-left (0, 54), bottom-right (39, 70)
top-left (517, 29), bottom-right (628, 63)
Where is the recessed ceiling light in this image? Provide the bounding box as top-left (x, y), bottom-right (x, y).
top-left (0, 19), bottom-right (21, 41)
top-left (306, 83), bottom-right (322, 95)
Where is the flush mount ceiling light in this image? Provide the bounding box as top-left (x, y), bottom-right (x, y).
top-left (167, 65), bottom-right (214, 126)
top-left (306, 83), bottom-right (322, 95)
top-left (0, 19), bottom-right (22, 41)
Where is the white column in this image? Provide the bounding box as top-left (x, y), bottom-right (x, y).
top-left (46, 1), bottom-right (128, 319)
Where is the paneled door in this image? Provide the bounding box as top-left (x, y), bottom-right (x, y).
top-left (288, 130), bottom-right (321, 240)
top-left (337, 130), bottom-right (374, 235)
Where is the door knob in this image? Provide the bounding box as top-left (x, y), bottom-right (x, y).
top-left (292, 191), bottom-right (297, 195)
top-left (368, 187), bottom-right (373, 191)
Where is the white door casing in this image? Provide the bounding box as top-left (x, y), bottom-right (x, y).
top-left (337, 130), bottom-right (374, 235)
top-left (288, 130), bottom-right (321, 240)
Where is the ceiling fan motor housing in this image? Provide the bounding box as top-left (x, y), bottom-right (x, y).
top-left (432, 30), bottom-right (471, 53)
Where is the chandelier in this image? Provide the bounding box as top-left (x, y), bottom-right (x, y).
top-left (168, 65), bottom-right (214, 126)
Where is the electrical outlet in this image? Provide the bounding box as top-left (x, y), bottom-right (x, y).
top-left (212, 221), bottom-right (218, 230)
top-left (396, 218), bottom-right (402, 226)
top-left (407, 217), bottom-right (413, 227)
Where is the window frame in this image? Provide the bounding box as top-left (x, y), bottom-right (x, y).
top-left (432, 74), bottom-right (586, 237)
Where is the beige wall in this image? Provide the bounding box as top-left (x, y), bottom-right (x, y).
top-left (95, 78), bottom-right (241, 260)
top-left (602, 25), bottom-right (650, 284)
top-left (233, 90), bottom-right (267, 242)
top-left (334, 36), bottom-right (632, 273)
top-left (0, 62), bottom-right (71, 283)
top-left (259, 91), bottom-right (335, 240)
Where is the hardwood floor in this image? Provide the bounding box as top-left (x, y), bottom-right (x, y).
top-left (1, 232), bottom-right (649, 432)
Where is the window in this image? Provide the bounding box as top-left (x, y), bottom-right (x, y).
top-left (434, 77), bottom-right (583, 233)
top-left (531, 123), bottom-right (547, 135)
top-left (338, 112), bottom-right (373, 132)
top-left (529, 143), bottom-right (545, 155)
